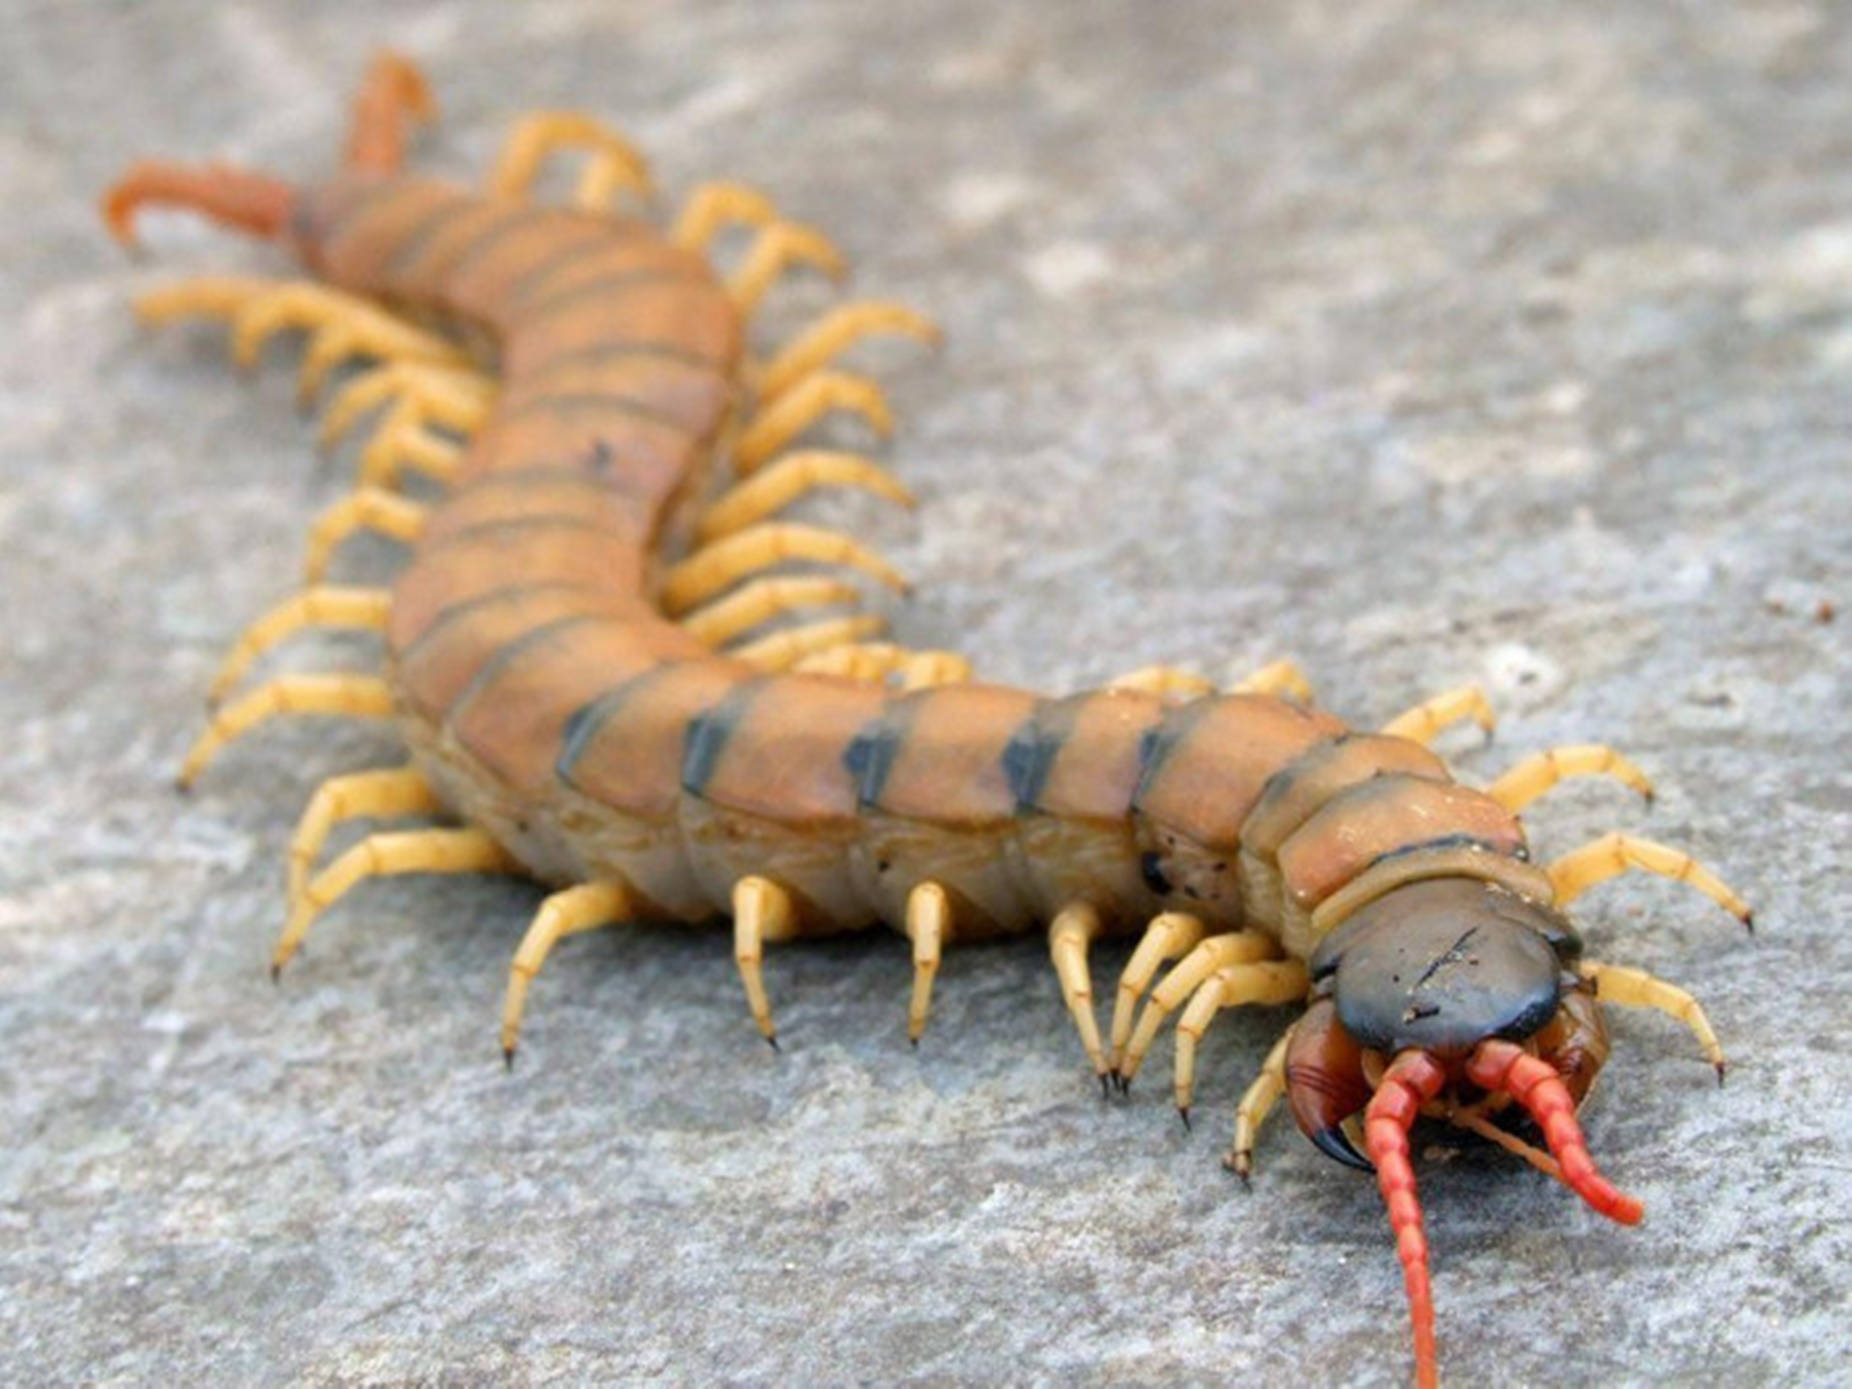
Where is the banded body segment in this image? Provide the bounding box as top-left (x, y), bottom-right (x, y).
top-left (1132, 696), bottom-right (1348, 929)
top-left (679, 675), bottom-right (890, 927)
top-left (1004, 689), bottom-right (1170, 925)
top-left (850, 684), bottom-right (1042, 935)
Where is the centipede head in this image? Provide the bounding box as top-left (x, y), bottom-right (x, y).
top-left (1288, 877), bottom-right (1636, 1389)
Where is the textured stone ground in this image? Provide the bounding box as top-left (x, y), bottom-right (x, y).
top-left (2, 2), bottom-right (1848, 1384)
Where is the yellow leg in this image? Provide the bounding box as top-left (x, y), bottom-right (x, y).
top-left (319, 360), bottom-right (495, 451)
top-left (728, 614), bottom-right (887, 670)
top-left (288, 766), bottom-right (441, 912)
top-left (794, 644), bottom-right (973, 690)
top-left (1229, 658), bottom-right (1315, 704)
top-left (1105, 665), bottom-right (1216, 703)
top-left (727, 222), bottom-right (847, 316)
top-left (501, 880), bottom-right (635, 1063)
top-left (733, 876), bottom-right (802, 1045)
top-left (757, 302), bottom-right (943, 400)
top-left (670, 181), bottom-right (781, 254)
top-left (354, 397), bottom-right (464, 488)
top-left (905, 881), bottom-right (950, 1044)
top-left (178, 674), bottom-right (396, 789)
top-left (896, 650), bottom-right (974, 691)
top-left (273, 827), bottom-right (516, 977)
top-left (487, 110), bottom-right (652, 207)
top-left (1381, 684), bottom-right (1496, 745)
top-left (1487, 745), bottom-right (1655, 813)
top-left (206, 586), bottom-right (391, 706)
top-left (678, 575), bottom-right (861, 646)
top-left (733, 371), bottom-right (894, 473)
top-left (1226, 1026), bottom-right (1295, 1183)
top-left (1580, 960), bottom-right (1727, 1079)
top-left (1548, 832), bottom-right (1752, 927)
top-left (1049, 902), bottom-right (1109, 1086)
top-left (1172, 959), bottom-right (1309, 1121)
top-left (303, 487), bottom-right (428, 583)
top-left (1120, 929), bottom-right (1279, 1086)
top-left (658, 521), bottom-right (907, 615)
top-left (1109, 910), bottom-right (1206, 1077)
top-left (137, 276), bottom-right (468, 406)
top-left (696, 450), bottom-right (915, 543)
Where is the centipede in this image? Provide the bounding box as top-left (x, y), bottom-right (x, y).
top-left (102, 54), bottom-right (1753, 1387)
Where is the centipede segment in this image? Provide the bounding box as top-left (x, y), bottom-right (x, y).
top-left (107, 55), bottom-right (1752, 1387)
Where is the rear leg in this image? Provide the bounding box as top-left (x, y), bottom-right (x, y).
top-left (502, 881), bottom-right (637, 1063)
top-left (345, 50), bottom-right (437, 173)
top-left (274, 827), bottom-right (518, 976)
top-left (135, 277), bottom-right (469, 409)
top-left (489, 111), bottom-right (653, 212)
top-left (206, 586), bottom-right (392, 707)
top-left (289, 767), bottom-right (442, 912)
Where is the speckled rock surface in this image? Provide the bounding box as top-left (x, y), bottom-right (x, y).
top-left (2, 3), bottom-right (1847, 1384)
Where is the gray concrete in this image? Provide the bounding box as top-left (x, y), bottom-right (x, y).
top-left (3, 2), bottom-right (1847, 1384)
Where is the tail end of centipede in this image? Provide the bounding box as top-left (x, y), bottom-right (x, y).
top-left (101, 160), bottom-right (295, 250)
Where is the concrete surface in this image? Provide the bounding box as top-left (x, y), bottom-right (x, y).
top-left (2, 2), bottom-right (1848, 1384)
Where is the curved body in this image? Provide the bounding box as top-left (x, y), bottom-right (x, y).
top-left (105, 58), bottom-right (1749, 1389)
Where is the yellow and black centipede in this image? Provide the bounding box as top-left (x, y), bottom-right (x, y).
top-left (102, 55), bottom-right (1753, 1388)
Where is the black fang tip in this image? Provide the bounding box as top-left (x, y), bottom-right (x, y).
top-left (1311, 1123), bottom-right (1374, 1172)
top-left (1742, 911), bottom-right (1756, 936)
top-left (1177, 1106), bottom-right (1192, 1132)
top-left (765, 1034), bottom-right (780, 1052)
top-left (503, 1047), bottom-right (516, 1072)
top-left (1715, 1060), bottom-right (1728, 1087)
top-left (269, 963), bottom-right (281, 985)
top-left (910, 1037), bottom-right (919, 1051)
top-left (1098, 1072), bottom-right (1111, 1099)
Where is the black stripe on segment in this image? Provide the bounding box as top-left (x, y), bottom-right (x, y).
top-left (419, 514), bottom-right (625, 555)
top-left (518, 266), bottom-right (706, 322)
top-left (436, 204), bottom-right (563, 285)
top-left (1129, 696), bottom-right (1221, 813)
top-left (999, 699), bottom-right (1064, 814)
top-left (448, 463), bottom-right (620, 497)
top-left (496, 391), bottom-right (697, 436)
top-left (842, 695), bottom-right (923, 810)
top-left (442, 613), bottom-right (610, 726)
top-left (502, 225), bottom-right (621, 304)
top-left (555, 662), bottom-right (683, 788)
top-left (1366, 833), bottom-right (1522, 873)
top-left (380, 195), bottom-right (485, 278)
top-left (680, 677), bottom-right (770, 797)
top-left (519, 338), bottom-right (727, 379)
top-left (397, 580), bottom-right (611, 666)
top-left (1245, 731), bottom-right (1355, 825)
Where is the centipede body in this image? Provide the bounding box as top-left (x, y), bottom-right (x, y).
top-left (97, 51), bottom-right (1763, 1389)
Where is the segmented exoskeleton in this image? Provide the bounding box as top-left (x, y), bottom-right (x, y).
top-left (104, 56), bottom-right (1752, 1388)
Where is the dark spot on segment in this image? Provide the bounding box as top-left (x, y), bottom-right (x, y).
top-left (497, 390), bottom-right (696, 437)
top-left (1140, 851), bottom-right (1171, 895)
